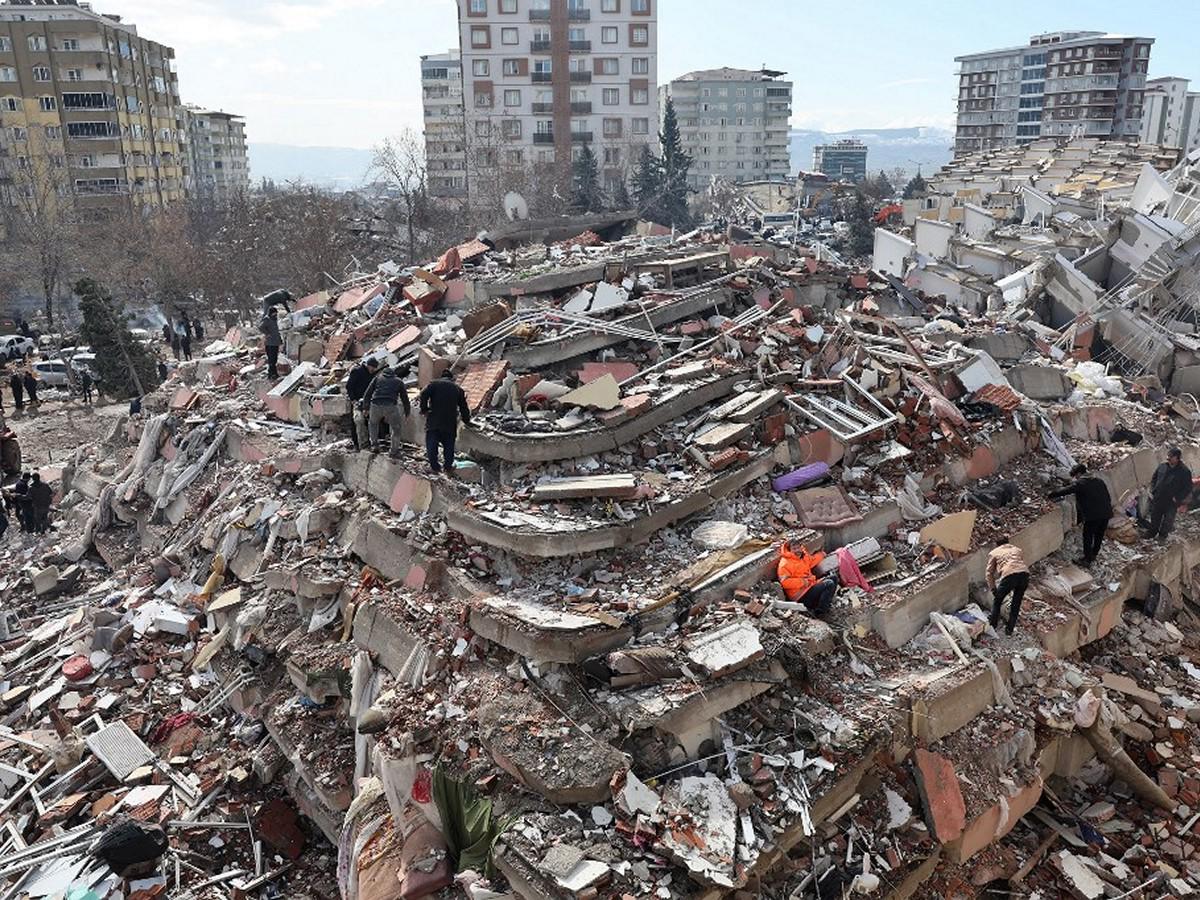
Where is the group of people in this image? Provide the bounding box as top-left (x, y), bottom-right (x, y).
top-left (1, 472), bottom-right (54, 538)
top-left (163, 312), bottom-right (204, 363)
top-left (2, 368), bottom-right (41, 411)
top-left (344, 358), bottom-right (472, 475)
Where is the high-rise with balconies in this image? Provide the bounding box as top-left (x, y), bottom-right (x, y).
top-left (0, 0), bottom-right (186, 210)
top-left (661, 67), bottom-right (792, 191)
top-left (954, 31), bottom-right (1153, 156)
top-left (181, 105), bottom-right (249, 203)
top-left (421, 50), bottom-right (468, 202)
top-left (455, 0), bottom-right (658, 212)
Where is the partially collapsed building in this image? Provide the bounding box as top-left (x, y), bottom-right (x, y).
top-left (8, 138), bottom-right (1200, 899)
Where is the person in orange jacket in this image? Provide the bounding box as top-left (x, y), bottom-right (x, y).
top-left (778, 541), bottom-right (838, 615)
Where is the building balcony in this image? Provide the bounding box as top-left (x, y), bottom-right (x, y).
top-left (569, 71), bottom-right (591, 83)
top-left (570, 101), bottom-right (592, 114)
top-left (533, 132), bottom-right (555, 144)
top-left (531, 39), bottom-right (551, 52)
top-left (528, 8), bottom-right (551, 19)
top-left (571, 130), bottom-right (593, 142)
top-left (431, 184), bottom-right (469, 198)
top-left (569, 40), bottom-right (591, 51)
top-left (532, 101), bottom-right (554, 113)
top-left (568, 8), bottom-right (591, 20)
top-left (532, 72), bottom-right (553, 83)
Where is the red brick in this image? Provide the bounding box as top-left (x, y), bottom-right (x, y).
top-left (761, 411), bottom-right (788, 446)
top-left (576, 361), bottom-right (639, 384)
top-left (912, 748), bottom-right (966, 843)
top-left (1160, 767), bottom-right (1182, 799)
top-left (708, 447), bottom-right (749, 471)
top-left (679, 320), bottom-right (706, 336)
top-left (621, 394), bottom-right (652, 416)
top-left (460, 360), bottom-right (510, 412)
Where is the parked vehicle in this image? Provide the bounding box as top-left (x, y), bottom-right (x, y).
top-left (31, 359), bottom-right (70, 387)
top-left (0, 335), bottom-right (35, 362)
top-left (68, 353), bottom-right (101, 381)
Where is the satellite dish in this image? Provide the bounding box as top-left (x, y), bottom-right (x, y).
top-left (504, 191), bottom-right (529, 221)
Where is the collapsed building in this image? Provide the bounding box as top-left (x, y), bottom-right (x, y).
top-left (5, 170), bottom-right (1200, 898)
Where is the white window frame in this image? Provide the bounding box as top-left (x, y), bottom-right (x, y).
top-left (472, 59), bottom-right (489, 77)
top-left (28, 35), bottom-right (47, 51)
top-left (32, 66), bottom-right (51, 82)
top-left (469, 0), bottom-right (487, 12)
top-left (632, 57), bottom-right (649, 74)
top-left (471, 27), bottom-right (489, 47)
top-left (503, 88), bottom-right (521, 107)
top-left (500, 27), bottom-right (518, 45)
top-left (632, 117), bottom-right (648, 134)
top-left (601, 26), bottom-right (618, 43)
top-left (38, 96), bottom-right (56, 111)
top-left (602, 87), bottom-right (619, 105)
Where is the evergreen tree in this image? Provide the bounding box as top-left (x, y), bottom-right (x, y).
top-left (610, 175), bottom-right (631, 210)
top-left (632, 145), bottom-right (663, 219)
top-left (846, 191), bottom-right (875, 259)
top-left (75, 278), bottom-right (161, 399)
top-left (658, 97), bottom-right (693, 227)
top-left (874, 170), bottom-right (894, 199)
top-left (902, 172), bottom-right (928, 199)
top-left (570, 142), bottom-right (605, 213)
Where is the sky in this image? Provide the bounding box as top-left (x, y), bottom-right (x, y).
top-left (108, 0), bottom-right (1200, 149)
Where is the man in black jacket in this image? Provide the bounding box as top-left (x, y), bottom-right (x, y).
top-left (1144, 447), bottom-right (1193, 541)
top-left (418, 370), bottom-right (471, 476)
top-left (345, 358), bottom-right (380, 449)
top-left (260, 307), bottom-right (283, 379)
top-left (28, 472), bottom-right (52, 534)
top-left (1049, 462), bottom-right (1112, 565)
top-left (362, 365), bottom-right (411, 458)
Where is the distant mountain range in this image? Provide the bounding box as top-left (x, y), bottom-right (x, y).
top-left (247, 126), bottom-right (955, 190)
top-left (790, 126), bottom-right (954, 179)
top-left (249, 143), bottom-right (374, 189)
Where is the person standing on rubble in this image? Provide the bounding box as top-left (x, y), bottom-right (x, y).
top-left (345, 358), bottom-right (380, 450)
top-left (180, 329), bottom-right (192, 362)
top-left (170, 329), bottom-right (181, 361)
top-left (22, 369), bottom-right (38, 406)
top-left (79, 369), bottom-right (94, 406)
top-left (986, 537), bottom-right (1029, 636)
top-left (161, 321), bottom-right (172, 346)
top-left (418, 369), bottom-right (471, 477)
top-left (362, 364), bottom-right (411, 458)
top-left (1143, 447), bottom-right (1193, 542)
top-left (9, 471), bottom-right (30, 532)
top-left (1048, 462), bottom-right (1112, 566)
top-left (8, 369), bottom-right (22, 410)
top-left (28, 472), bottom-right (52, 534)
top-left (260, 306), bottom-right (283, 380)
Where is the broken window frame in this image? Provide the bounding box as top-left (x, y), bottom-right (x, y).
top-left (785, 373), bottom-right (898, 443)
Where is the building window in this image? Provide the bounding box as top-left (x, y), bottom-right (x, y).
top-left (502, 59), bottom-right (520, 75)
top-left (599, 58), bottom-right (618, 75)
top-left (473, 59), bottom-right (489, 76)
top-left (603, 87), bottom-right (619, 105)
top-left (601, 26), bottom-right (617, 43)
top-left (630, 25), bottom-right (648, 45)
top-left (536, 120), bottom-right (553, 134)
top-left (603, 118), bottom-right (622, 137)
top-left (66, 68), bottom-right (83, 81)
top-left (1, 97), bottom-right (18, 111)
top-left (631, 0), bottom-right (649, 11)
top-left (471, 27), bottom-right (489, 47)
top-left (604, 146), bottom-right (621, 164)
top-left (602, 0), bottom-right (618, 9)
top-left (38, 96), bottom-right (56, 111)
top-left (0, 37), bottom-right (10, 52)
top-left (28, 35), bottom-right (47, 51)
top-left (502, 118), bottom-right (521, 137)
top-left (475, 120), bottom-right (491, 137)
top-left (475, 90), bottom-right (493, 108)
top-left (631, 87), bottom-right (648, 104)
top-left (500, 0), bottom-right (517, 10)
top-left (632, 57), bottom-right (649, 75)
top-left (60, 38), bottom-right (79, 51)
top-left (533, 59), bottom-right (552, 74)
top-left (501, 27), bottom-right (518, 45)
top-left (33, 66), bottom-right (51, 82)
top-left (632, 117), bottom-right (648, 134)
top-left (503, 88), bottom-right (521, 106)
top-left (45, 125), bottom-right (61, 139)
top-left (469, 0), bottom-right (487, 12)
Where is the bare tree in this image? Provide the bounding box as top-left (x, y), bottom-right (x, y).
top-left (371, 129), bottom-right (429, 265)
top-left (0, 130), bottom-right (79, 329)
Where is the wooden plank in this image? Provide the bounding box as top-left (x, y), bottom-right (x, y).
top-left (728, 389), bottom-right (784, 423)
top-left (694, 422), bottom-right (752, 450)
top-left (531, 475), bottom-right (638, 502)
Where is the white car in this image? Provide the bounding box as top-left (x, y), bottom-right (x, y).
top-left (31, 359), bottom-right (70, 387)
top-left (68, 353), bottom-right (101, 381)
top-left (0, 335), bottom-right (35, 362)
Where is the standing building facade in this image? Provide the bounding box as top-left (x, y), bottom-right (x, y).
top-left (812, 139), bottom-right (867, 182)
top-left (421, 50), bottom-right (468, 202)
top-left (661, 67), bottom-right (791, 191)
top-left (954, 31), bottom-right (1153, 156)
top-left (455, 0), bottom-right (658, 212)
top-left (0, 0), bottom-right (187, 210)
top-left (181, 106), bottom-right (248, 202)
top-left (1140, 76), bottom-right (1200, 154)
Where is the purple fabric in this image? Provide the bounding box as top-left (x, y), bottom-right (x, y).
top-left (772, 462), bottom-right (830, 493)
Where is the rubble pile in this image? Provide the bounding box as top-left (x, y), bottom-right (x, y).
top-left (7, 151), bottom-right (1200, 897)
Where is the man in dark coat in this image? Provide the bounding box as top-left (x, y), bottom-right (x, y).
top-left (362, 365), bottom-right (411, 458)
top-left (23, 370), bottom-right (38, 405)
top-left (260, 307), bottom-right (283, 379)
top-left (1144, 447), bottom-right (1193, 541)
top-left (28, 472), bottom-right (52, 533)
top-left (80, 370), bottom-right (94, 405)
top-left (418, 370), bottom-right (471, 476)
top-left (8, 371), bottom-right (21, 410)
top-left (1049, 462), bottom-right (1113, 565)
top-left (345, 358), bottom-right (380, 450)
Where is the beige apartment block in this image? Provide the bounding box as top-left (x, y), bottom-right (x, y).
top-left (182, 105), bottom-right (249, 203)
top-left (421, 50), bottom-right (468, 202)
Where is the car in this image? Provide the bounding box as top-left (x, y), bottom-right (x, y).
top-left (68, 353), bottom-right (101, 381)
top-left (30, 359), bottom-right (70, 387)
top-left (129, 328), bottom-right (153, 345)
top-left (0, 335), bottom-right (35, 362)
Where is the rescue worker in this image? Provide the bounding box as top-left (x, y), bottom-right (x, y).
top-left (1048, 462), bottom-right (1113, 566)
top-left (345, 358), bottom-right (381, 450)
top-left (23, 369), bottom-right (38, 405)
top-left (418, 370), bottom-right (471, 476)
top-left (777, 542), bottom-right (838, 616)
top-left (180, 330), bottom-right (192, 361)
top-left (361, 364), bottom-right (411, 458)
top-left (157, 358), bottom-right (169, 383)
top-left (259, 306), bottom-right (282, 379)
top-left (986, 537), bottom-right (1029, 636)
top-left (194, 318), bottom-right (205, 343)
top-left (28, 472), bottom-right (52, 534)
top-left (162, 321), bottom-right (173, 345)
top-left (8, 370), bottom-right (21, 410)
top-left (11, 472), bottom-right (31, 532)
top-left (170, 329), bottom-right (182, 361)
top-left (1143, 447), bottom-right (1193, 542)
top-left (80, 370), bottom-right (94, 405)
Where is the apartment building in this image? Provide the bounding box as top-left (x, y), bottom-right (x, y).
top-left (1141, 76), bottom-right (1200, 153)
top-left (954, 31), bottom-right (1153, 156)
top-left (812, 139), bottom-right (867, 182)
top-left (421, 50), bottom-right (468, 201)
top-left (181, 106), bottom-right (248, 203)
top-left (0, 0), bottom-right (187, 210)
top-left (661, 67), bottom-right (791, 191)
top-left (455, 0), bottom-right (658, 208)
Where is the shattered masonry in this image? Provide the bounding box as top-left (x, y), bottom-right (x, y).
top-left (6, 142), bottom-right (1200, 899)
